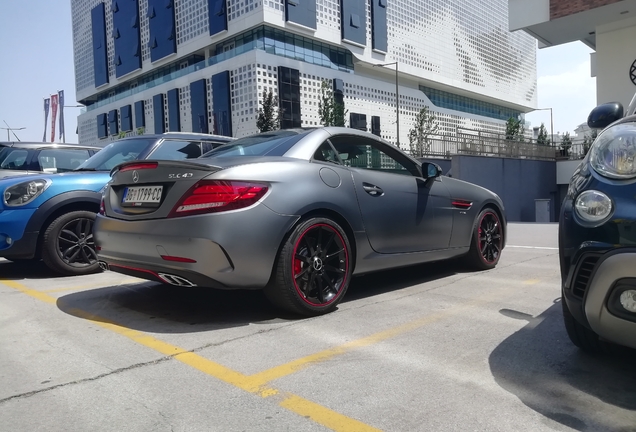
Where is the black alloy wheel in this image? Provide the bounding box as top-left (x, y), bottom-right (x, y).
top-left (42, 210), bottom-right (101, 275)
top-left (292, 223), bottom-right (348, 306)
top-left (478, 211), bottom-right (502, 265)
top-left (265, 217), bottom-right (352, 316)
top-left (466, 208), bottom-right (503, 270)
top-left (57, 218), bottom-right (97, 266)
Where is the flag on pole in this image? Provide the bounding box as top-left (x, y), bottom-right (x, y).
top-left (43, 98), bottom-right (51, 142)
top-left (58, 90), bottom-right (65, 141)
top-left (50, 94), bottom-right (59, 142)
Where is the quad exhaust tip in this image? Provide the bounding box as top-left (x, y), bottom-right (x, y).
top-left (158, 273), bottom-right (197, 287)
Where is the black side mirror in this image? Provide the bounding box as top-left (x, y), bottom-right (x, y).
top-left (587, 102), bottom-right (623, 129)
top-left (422, 162), bottom-right (442, 179)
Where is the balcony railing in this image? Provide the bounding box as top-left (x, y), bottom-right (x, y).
top-left (411, 128), bottom-right (591, 161)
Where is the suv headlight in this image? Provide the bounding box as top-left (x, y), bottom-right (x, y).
top-left (3, 179), bottom-right (51, 207)
top-left (589, 123), bottom-right (636, 179)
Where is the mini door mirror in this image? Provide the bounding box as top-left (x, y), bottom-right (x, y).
top-left (587, 102), bottom-right (623, 129)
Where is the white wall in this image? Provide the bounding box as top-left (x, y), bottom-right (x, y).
top-left (596, 18), bottom-right (636, 107)
top-left (508, 0), bottom-right (550, 31)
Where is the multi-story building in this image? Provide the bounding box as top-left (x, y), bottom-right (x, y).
top-left (509, 0), bottom-right (636, 109)
top-left (72, 0), bottom-right (538, 149)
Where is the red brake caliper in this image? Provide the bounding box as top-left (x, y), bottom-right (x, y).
top-left (294, 258), bottom-right (302, 276)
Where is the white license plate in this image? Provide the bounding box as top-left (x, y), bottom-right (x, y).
top-left (122, 185), bottom-right (163, 205)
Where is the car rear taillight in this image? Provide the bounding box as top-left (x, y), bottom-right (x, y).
top-left (119, 162), bottom-right (159, 172)
top-left (169, 180), bottom-right (268, 217)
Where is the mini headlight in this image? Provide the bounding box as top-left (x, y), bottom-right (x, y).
top-left (3, 179), bottom-right (51, 207)
top-left (574, 190), bottom-right (613, 223)
top-left (589, 123), bottom-right (636, 179)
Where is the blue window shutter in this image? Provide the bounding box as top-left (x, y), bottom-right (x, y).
top-left (350, 13), bottom-right (360, 28)
top-left (214, 0), bottom-right (225, 16)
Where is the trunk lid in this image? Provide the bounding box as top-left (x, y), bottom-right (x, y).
top-left (105, 160), bottom-right (222, 220)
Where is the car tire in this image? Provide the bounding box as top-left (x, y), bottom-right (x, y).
top-left (561, 295), bottom-right (605, 353)
top-left (465, 208), bottom-right (504, 270)
top-left (265, 217), bottom-right (353, 317)
top-left (41, 210), bottom-right (101, 276)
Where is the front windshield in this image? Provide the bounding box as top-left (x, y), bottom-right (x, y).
top-left (76, 138), bottom-right (154, 171)
top-left (201, 130), bottom-right (307, 158)
top-left (0, 147), bottom-right (28, 170)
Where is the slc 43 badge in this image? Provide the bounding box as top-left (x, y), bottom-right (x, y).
top-left (168, 173), bottom-right (194, 179)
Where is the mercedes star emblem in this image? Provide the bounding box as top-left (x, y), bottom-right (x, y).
top-left (132, 170), bottom-right (139, 183)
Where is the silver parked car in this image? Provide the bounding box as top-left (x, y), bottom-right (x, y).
top-left (95, 128), bottom-right (506, 316)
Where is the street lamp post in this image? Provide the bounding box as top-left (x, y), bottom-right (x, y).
top-left (529, 107), bottom-right (554, 145)
top-left (1, 122), bottom-right (25, 141)
top-left (373, 62), bottom-right (399, 146)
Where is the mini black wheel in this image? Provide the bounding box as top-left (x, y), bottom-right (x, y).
top-left (265, 217), bottom-right (352, 316)
top-left (41, 210), bottom-right (101, 276)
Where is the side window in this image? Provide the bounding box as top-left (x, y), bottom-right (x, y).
top-left (147, 140), bottom-right (203, 160)
top-left (329, 136), bottom-right (418, 176)
top-left (0, 149), bottom-right (29, 170)
top-left (38, 149), bottom-right (92, 173)
top-left (313, 141), bottom-right (341, 165)
top-left (201, 142), bottom-right (216, 154)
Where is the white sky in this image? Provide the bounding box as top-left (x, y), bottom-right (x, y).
top-left (524, 41), bottom-right (597, 137)
top-left (0, 2), bottom-right (598, 143)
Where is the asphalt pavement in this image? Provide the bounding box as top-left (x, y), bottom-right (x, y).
top-left (1, 223), bottom-right (635, 431)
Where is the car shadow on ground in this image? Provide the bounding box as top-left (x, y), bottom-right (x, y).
top-left (0, 259), bottom-right (61, 280)
top-left (54, 259), bottom-right (465, 334)
top-left (489, 299), bottom-right (636, 431)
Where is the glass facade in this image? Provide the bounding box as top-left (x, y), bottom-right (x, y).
top-left (419, 85), bottom-right (521, 121)
top-left (84, 25), bottom-right (354, 112)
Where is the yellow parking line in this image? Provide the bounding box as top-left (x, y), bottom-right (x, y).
top-left (247, 283), bottom-right (526, 388)
top-left (2, 277), bottom-right (535, 431)
top-left (280, 394), bottom-right (380, 432)
top-left (1, 279), bottom-right (380, 432)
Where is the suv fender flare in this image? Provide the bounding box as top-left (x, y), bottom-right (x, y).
top-left (25, 190), bottom-right (102, 233)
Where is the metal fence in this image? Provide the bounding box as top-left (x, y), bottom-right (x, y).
top-left (411, 128), bottom-right (591, 161)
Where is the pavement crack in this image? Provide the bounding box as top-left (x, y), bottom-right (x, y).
top-left (0, 356), bottom-right (173, 405)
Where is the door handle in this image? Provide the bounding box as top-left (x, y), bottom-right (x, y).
top-left (362, 183), bottom-right (384, 197)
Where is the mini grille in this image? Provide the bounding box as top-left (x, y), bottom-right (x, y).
top-left (572, 255), bottom-right (600, 299)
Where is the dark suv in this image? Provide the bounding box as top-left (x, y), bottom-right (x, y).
top-left (560, 100), bottom-right (636, 352)
top-left (0, 142), bottom-right (100, 179)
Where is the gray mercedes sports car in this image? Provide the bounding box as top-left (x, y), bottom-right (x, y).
top-left (94, 127), bottom-right (506, 316)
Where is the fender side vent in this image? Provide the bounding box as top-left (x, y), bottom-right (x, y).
top-left (572, 255), bottom-right (600, 299)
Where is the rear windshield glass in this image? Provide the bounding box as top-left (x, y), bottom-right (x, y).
top-left (201, 130), bottom-right (308, 158)
top-left (76, 138), bottom-right (155, 171)
top-left (147, 140), bottom-right (203, 160)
